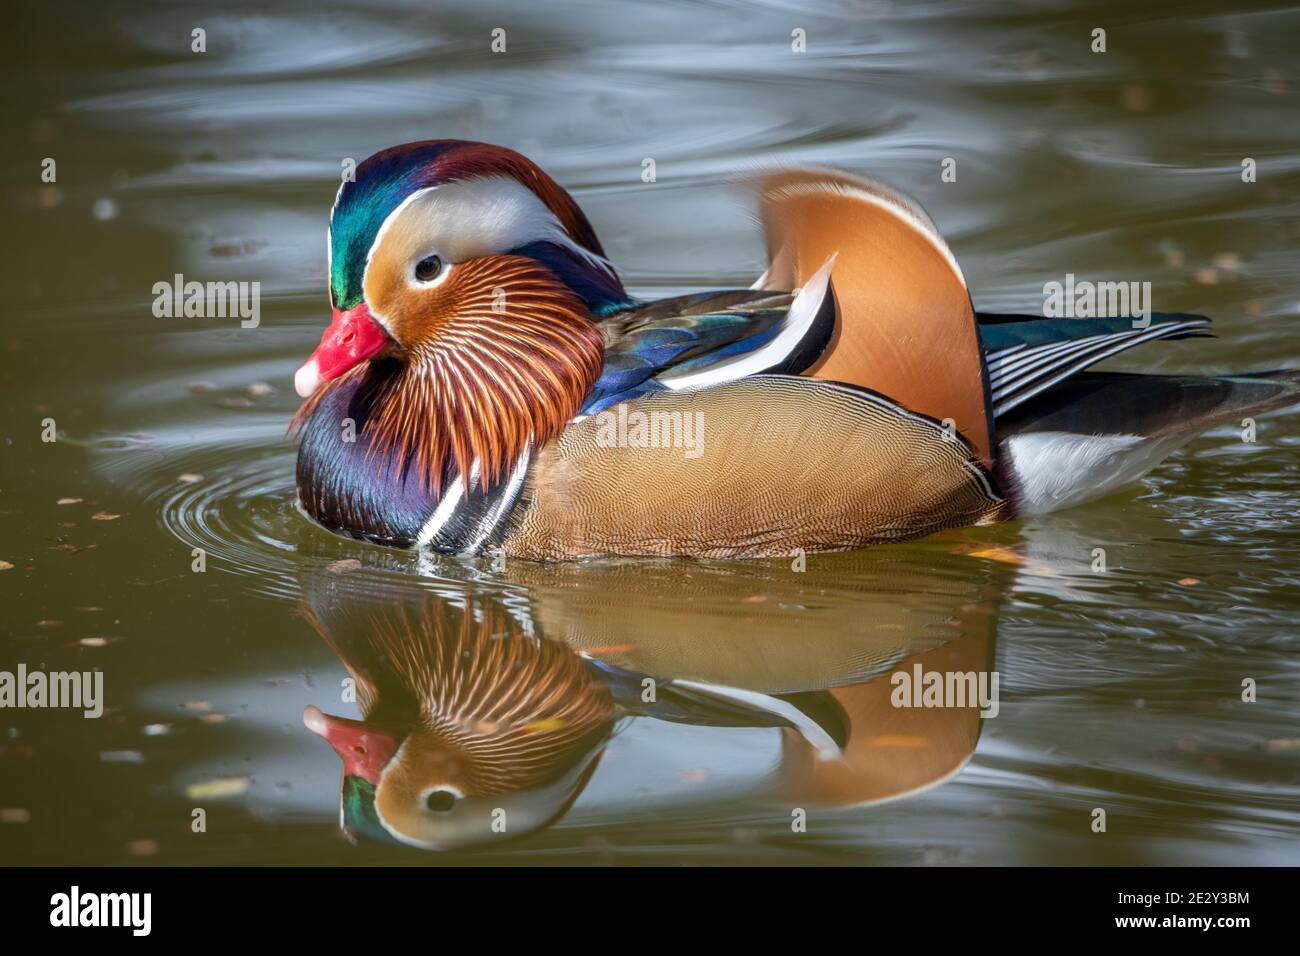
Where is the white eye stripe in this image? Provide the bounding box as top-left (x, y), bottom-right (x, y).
top-left (363, 175), bottom-right (615, 289)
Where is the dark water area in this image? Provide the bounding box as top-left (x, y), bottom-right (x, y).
top-left (2, 0), bottom-right (1298, 864)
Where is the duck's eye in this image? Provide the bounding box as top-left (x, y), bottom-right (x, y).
top-left (425, 789), bottom-right (457, 813)
top-left (414, 254), bottom-right (443, 283)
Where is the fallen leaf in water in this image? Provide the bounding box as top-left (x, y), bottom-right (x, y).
top-left (199, 713), bottom-right (228, 724)
top-left (183, 701), bottom-right (211, 712)
top-left (185, 776), bottom-right (250, 800)
top-left (327, 558), bottom-right (362, 574)
top-left (967, 546), bottom-right (1024, 565)
top-left (91, 512), bottom-right (121, 521)
top-left (1, 808), bottom-right (31, 824)
top-left (1120, 83), bottom-right (1150, 112)
top-left (36, 620), bottom-right (62, 627)
top-left (1212, 252), bottom-right (1241, 273)
top-left (1266, 738), bottom-right (1300, 752)
top-left (742, 595), bottom-right (767, 604)
top-left (0, 561), bottom-right (13, 571)
top-left (189, 382), bottom-right (216, 394)
top-left (177, 473), bottom-right (202, 484)
top-left (76, 636), bottom-right (120, 648)
top-left (141, 724), bottom-right (172, 737)
top-left (246, 382), bottom-right (275, 397)
top-left (126, 839), bottom-right (159, 857)
top-left (57, 497), bottom-right (83, 505)
top-left (1177, 577), bottom-right (1201, 586)
top-left (1194, 267), bottom-right (1219, 285)
top-left (209, 239), bottom-right (267, 258)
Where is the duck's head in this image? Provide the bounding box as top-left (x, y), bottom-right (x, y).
top-left (303, 598), bottom-right (616, 851)
top-left (305, 708), bottom-right (609, 851)
top-left (294, 140), bottom-right (629, 494)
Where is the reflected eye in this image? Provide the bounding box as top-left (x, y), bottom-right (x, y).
top-left (425, 789), bottom-right (457, 813)
top-left (414, 254), bottom-right (443, 283)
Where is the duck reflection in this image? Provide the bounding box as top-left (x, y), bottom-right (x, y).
top-left (301, 546), bottom-right (1008, 850)
top-left (509, 551), bottom-right (1003, 808)
top-left (300, 590), bottom-right (615, 850)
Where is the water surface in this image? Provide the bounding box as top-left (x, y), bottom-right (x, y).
top-left (3, 0), bottom-right (1299, 864)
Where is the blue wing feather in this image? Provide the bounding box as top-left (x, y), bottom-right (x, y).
top-left (581, 290), bottom-right (804, 414)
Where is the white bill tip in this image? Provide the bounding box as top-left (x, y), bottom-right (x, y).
top-left (294, 359), bottom-right (321, 398)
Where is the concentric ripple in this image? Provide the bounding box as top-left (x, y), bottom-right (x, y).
top-left (86, 411), bottom-right (486, 601)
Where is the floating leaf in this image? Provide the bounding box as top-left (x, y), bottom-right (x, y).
top-left (967, 546), bottom-right (1024, 565)
top-left (1212, 252), bottom-right (1241, 273)
top-left (77, 636), bottom-right (120, 648)
top-left (126, 839), bottom-right (159, 857)
top-left (185, 776), bottom-right (250, 800)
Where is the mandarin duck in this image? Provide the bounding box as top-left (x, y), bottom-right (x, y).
top-left (300, 576), bottom-right (848, 849)
top-left (292, 140), bottom-right (1299, 560)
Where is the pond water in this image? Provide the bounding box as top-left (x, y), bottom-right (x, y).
top-left (3, 0), bottom-right (1299, 864)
